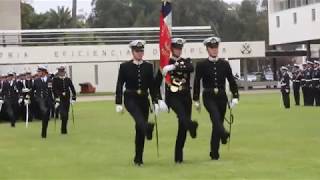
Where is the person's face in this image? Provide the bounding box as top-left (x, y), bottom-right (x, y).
top-left (37, 70), bottom-right (45, 77)
top-left (207, 46), bottom-right (219, 57)
top-left (26, 74), bottom-right (31, 79)
top-left (172, 47), bottom-right (182, 58)
top-left (7, 75), bottom-right (13, 81)
top-left (58, 70), bottom-right (66, 77)
top-left (132, 49), bottom-right (144, 61)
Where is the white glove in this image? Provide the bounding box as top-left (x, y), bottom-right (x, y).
top-left (71, 100), bottom-right (76, 104)
top-left (24, 99), bottom-right (30, 105)
top-left (55, 102), bottom-right (60, 109)
top-left (162, 64), bottom-right (176, 76)
top-left (22, 88), bottom-right (30, 93)
top-left (230, 98), bottom-right (239, 109)
top-left (18, 98), bottom-right (23, 104)
top-left (194, 101), bottom-right (201, 112)
top-left (116, 105), bottom-right (124, 114)
top-left (0, 100), bottom-right (4, 104)
top-left (158, 100), bottom-right (168, 112)
top-left (154, 104), bottom-right (160, 116)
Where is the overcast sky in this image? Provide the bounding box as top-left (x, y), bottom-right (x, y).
top-left (25, 0), bottom-right (244, 17)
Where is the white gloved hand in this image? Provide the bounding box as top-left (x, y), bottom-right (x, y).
top-left (154, 104), bottom-right (160, 116)
top-left (22, 88), bottom-right (30, 93)
top-left (158, 100), bottom-right (168, 112)
top-left (230, 98), bottom-right (239, 109)
top-left (24, 99), bottom-right (30, 105)
top-left (55, 102), bottom-right (60, 109)
top-left (0, 100), bottom-right (4, 104)
top-left (18, 98), bottom-right (23, 104)
top-left (194, 101), bottom-right (201, 112)
top-left (162, 64), bottom-right (176, 76)
top-left (116, 105), bottom-right (124, 114)
top-left (71, 100), bottom-right (76, 104)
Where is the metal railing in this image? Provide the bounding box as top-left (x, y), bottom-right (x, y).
top-left (0, 26), bottom-right (215, 46)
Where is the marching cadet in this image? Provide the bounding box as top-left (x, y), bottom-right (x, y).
top-left (301, 63), bottom-right (307, 106)
top-left (53, 65), bottom-right (76, 134)
top-left (313, 61), bottom-right (320, 106)
top-left (16, 73), bottom-right (26, 120)
top-left (156, 38), bottom-right (198, 164)
top-left (32, 65), bottom-right (54, 138)
top-left (280, 66), bottom-right (291, 109)
top-left (115, 40), bottom-right (167, 166)
top-left (0, 74), bottom-right (6, 120)
top-left (292, 64), bottom-right (303, 106)
top-left (21, 71), bottom-right (34, 122)
top-left (0, 72), bottom-right (21, 127)
top-left (193, 37), bottom-right (239, 160)
top-left (304, 61), bottom-right (314, 106)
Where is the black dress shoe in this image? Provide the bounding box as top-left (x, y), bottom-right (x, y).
top-left (175, 160), bottom-right (183, 164)
top-left (134, 162), bottom-right (143, 166)
top-left (189, 121), bottom-right (198, 139)
top-left (174, 155), bottom-right (183, 164)
top-left (11, 123), bottom-right (15, 128)
top-left (134, 158), bottom-right (143, 166)
top-left (221, 132), bottom-right (230, 145)
top-left (146, 123), bottom-right (154, 140)
top-left (210, 152), bottom-right (220, 160)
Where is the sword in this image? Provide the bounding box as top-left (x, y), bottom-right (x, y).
top-left (154, 114), bottom-right (160, 158)
top-left (25, 103), bottom-right (29, 128)
top-left (54, 104), bottom-right (58, 131)
top-left (150, 103), bottom-right (160, 158)
top-left (71, 103), bottom-right (75, 128)
top-left (225, 100), bottom-right (235, 150)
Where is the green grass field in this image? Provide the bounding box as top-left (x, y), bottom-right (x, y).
top-left (0, 93), bottom-right (319, 180)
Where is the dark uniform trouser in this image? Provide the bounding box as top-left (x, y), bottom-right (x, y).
top-left (293, 82), bottom-right (300, 106)
top-left (124, 93), bottom-right (150, 163)
top-left (167, 92), bottom-right (192, 162)
top-left (4, 98), bottom-right (18, 127)
top-left (36, 97), bottom-right (51, 137)
top-left (305, 83), bottom-right (313, 106)
top-left (302, 86), bottom-right (307, 106)
top-left (281, 89), bottom-right (290, 108)
top-left (58, 98), bottom-right (70, 134)
top-left (315, 87), bottom-right (320, 106)
top-left (203, 92), bottom-right (227, 156)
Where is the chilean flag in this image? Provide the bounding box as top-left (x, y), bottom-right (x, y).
top-left (159, 0), bottom-right (172, 83)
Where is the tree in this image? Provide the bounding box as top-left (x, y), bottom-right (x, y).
top-left (43, 6), bottom-right (73, 28)
top-left (21, 2), bottom-right (36, 29)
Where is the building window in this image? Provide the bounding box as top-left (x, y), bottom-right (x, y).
top-left (94, 64), bottom-right (99, 85)
top-left (296, 0), bottom-right (300, 6)
top-left (290, 0), bottom-right (296, 8)
top-left (312, 9), bottom-right (316, 21)
top-left (293, 12), bottom-right (297, 24)
top-left (69, 65), bottom-right (73, 80)
top-left (276, 16), bottom-right (280, 28)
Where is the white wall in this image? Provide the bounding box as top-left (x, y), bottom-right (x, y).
top-left (269, 2), bottom-right (320, 45)
top-left (0, 0), bottom-right (21, 44)
top-left (0, 0), bottom-right (21, 30)
top-left (0, 42), bottom-right (261, 93)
